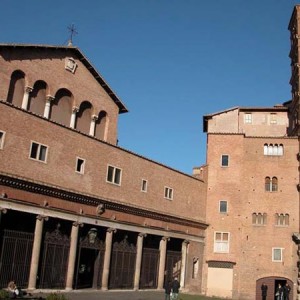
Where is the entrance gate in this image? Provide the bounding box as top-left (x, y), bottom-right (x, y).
top-left (165, 250), bottom-right (181, 282)
top-left (109, 236), bottom-right (136, 289)
top-left (38, 225), bottom-right (70, 289)
top-left (75, 234), bottom-right (105, 289)
top-left (0, 230), bottom-right (33, 288)
top-left (140, 247), bottom-right (159, 289)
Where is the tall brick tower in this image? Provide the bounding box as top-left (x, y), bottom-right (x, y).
top-left (288, 6), bottom-right (300, 135)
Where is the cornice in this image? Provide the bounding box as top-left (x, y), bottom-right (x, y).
top-left (0, 173), bottom-right (208, 230)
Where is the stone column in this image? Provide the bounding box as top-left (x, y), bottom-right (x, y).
top-left (0, 207), bottom-right (7, 225)
top-left (70, 106), bottom-right (79, 129)
top-left (43, 95), bottom-right (55, 119)
top-left (180, 240), bottom-right (189, 288)
top-left (22, 86), bottom-right (33, 110)
top-left (101, 228), bottom-right (116, 290)
top-left (89, 115), bottom-right (98, 136)
top-left (157, 236), bottom-right (169, 290)
top-left (134, 233), bottom-right (146, 290)
top-left (28, 215), bottom-right (48, 290)
top-left (65, 222), bottom-right (82, 291)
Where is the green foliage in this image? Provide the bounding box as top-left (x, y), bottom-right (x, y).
top-left (46, 293), bottom-right (68, 300)
top-left (0, 290), bottom-right (9, 299)
top-left (180, 294), bottom-right (226, 300)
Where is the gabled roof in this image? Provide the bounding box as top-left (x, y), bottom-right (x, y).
top-left (0, 43), bottom-right (128, 114)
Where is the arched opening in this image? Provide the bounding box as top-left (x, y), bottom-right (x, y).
top-left (95, 111), bottom-right (108, 141)
top-left (50, 88), bottom-right (73, 127)
top-left (76, 101), bottom-right (93, 134)
top-left (28, 80), bottom-right (47, 116)
top-left (7, 70), bottom-right (25, 107)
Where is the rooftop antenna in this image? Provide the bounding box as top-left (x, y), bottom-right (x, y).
top-left (67, 24), bottom-right (78, 46)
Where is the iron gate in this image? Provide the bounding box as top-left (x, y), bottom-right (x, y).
top-left (38, 225), bottom-right (70, 289)
top-left (108, 236), bottom-right (136, 289)
top-left (75, 234), bottom-right (105, 289)
top-left (165, 250), bottom-right (181, 282)
top-left (0, 230), bottom-right (33, 288)
top-left (140, 247), bottom-right (159, 289)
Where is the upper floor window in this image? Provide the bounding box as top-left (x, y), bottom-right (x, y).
top-left (244, 113), bottom-right (252, 124)
top-left (263, 144), bottom-right (284, 156)
top-left (252, 213), bottom-right (267, 225)
top-left (29, 141), bottom-right (48, 162)
top-left (275, 213), bottom-right (289, 226)
top-left (106, 165), bottom-right (122, 185)
top-left (221, 155), bottom-right (229, 167)
top-left (214, 232), bottom-right (229, 253)
top-left (265, 177), bottom-right (278, 192)
top-left (272, 248), bottom-right (283, 262)
top-left (270, 113), bottom-right (277, 124)
top-left (219, 200), bottom-right (228, 213)
top-left (0, 131), bottom-right (5, 149)
top-left (76, 157), bottom-right (85, 174)
top-left (141, 179), bottom-right (148, 192)
top-left (164, 187), bottom-right (173, 200)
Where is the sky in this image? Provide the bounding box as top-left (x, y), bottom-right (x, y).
top-left (0, 0), bottom-right (298, 174)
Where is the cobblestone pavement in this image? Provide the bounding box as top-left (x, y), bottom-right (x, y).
top-left (32, 290), bottom-right (166, 300)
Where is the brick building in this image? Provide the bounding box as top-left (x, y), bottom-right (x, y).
top-left (2, 4), bottom-right (300, 300)
top-left (199, 5), bottom-right (300, 300)
top-left (0, 44), bottom-right (208, 293)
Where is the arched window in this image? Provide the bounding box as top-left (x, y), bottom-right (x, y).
top-left (265, 177), bottom-right (271, 191)
top-left (252, 213), bottom-right (267, 225)
top-left (265, 177), bottom-right (278, 192)
top-left (28, 80), bottom-right (47, 116)
top-left (7, 70), bottom-right (25, 107)
top-left (263, 144), bottom-right (268, 155)
top-left (276, 213), bottom-right (289, 226)
top-left (278, 144), bottom-right (284, 155)
top-left (272, 177), bottom-right (278, 192)
top-left (273, 144), bottom-right (278, 156)
top-left (50, 88), bottom-right (73, 127)
top-left (76, 101), bottom-right (93, 134)
top-left (268, 144), bottom-right (273, 155)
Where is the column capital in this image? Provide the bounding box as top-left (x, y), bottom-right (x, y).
top-left (37, 215), bottom-right (49, 221)
top-left (0, 207), bottom-right (7, 214)
top-left (72, 106), bottom-right (79, 113)
top-left (25, 86), bottom-right (33, 93)
top-left (46, 95), bottom-right (55, 102)
top-left (162, 236), bottom-right (170, 242)
top-left (183, 239), bottom-right (190, 245)
top-left (107, 228), bottom-right (117, 234)
top-left (73, 221), bottom-right (84, 227)
top-left (138, 232), bottom-right (147, 238)
top-left (92, 114), bottom-right (98, 121)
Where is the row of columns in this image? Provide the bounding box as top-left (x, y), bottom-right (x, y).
top-left (20, 87), bottom-right (99, 137)
top-left (22, 214), bottom-right (188, 291)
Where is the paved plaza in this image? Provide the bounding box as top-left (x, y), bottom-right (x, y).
top-left (32, 290), bottom-right (166, 300)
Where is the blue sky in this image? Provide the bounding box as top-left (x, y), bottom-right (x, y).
top-left (0, 0), bottom-right (297, 173)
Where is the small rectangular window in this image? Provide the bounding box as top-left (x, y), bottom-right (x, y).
top-left (221, 155), bottom-right (229, 167)
top-left (106, 165), bottom-right (122, 185)
top-left (164, 187), bottom-right (173, 200)
top-left (214, 232), bottom-right (230, 253)
top-left (244, 113), bottom-right (252, 124)
top-left (29, 141), bottom-right (48, 162)
top-left (141, 179), bottom-right (148, 192)
top-left (219, 201), bottom-right (227, 213)
top-left (0, 131), bottom-right (5, 149)
top-left (272, 248), bottom-right (283, 262)
top-left (76, 157), bottom-right (85, 174)
top-left (270, 113), bottom-right (277, 124)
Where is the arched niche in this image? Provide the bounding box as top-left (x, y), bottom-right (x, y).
top-left (28, 80), bottom-right (47, 116)
top-left (95, 110), bottom-right (108, 141)
top-left (50, 88), bottom-right (73, 127)
top-left (7, 70), bottom-right (25, 107)
top-left (76, 101), bottom-right (93, 134)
